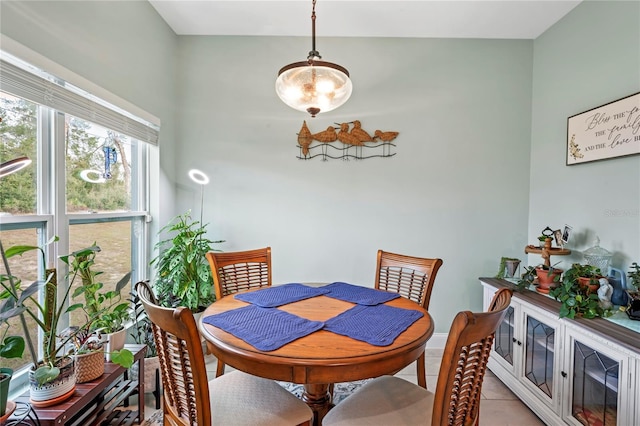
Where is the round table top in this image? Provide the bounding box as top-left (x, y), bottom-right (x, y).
top-left (198, 287), bottom-right (434, 384)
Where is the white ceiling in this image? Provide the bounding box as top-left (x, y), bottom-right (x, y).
top-left (149, 0), bottom-right (582, 39)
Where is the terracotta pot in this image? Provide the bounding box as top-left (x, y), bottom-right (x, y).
top-left (535, 268), bottom-right (562, 294)
top-left (578, 276), bottom-right (600, 293)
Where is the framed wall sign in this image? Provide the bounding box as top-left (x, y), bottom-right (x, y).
top-left (567, 92), bottom-right (640, 165)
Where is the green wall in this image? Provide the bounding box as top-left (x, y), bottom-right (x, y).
top-left (530, 0), bottom-right (640, 271)
top-left (174, 35), bottom-right (533, 332)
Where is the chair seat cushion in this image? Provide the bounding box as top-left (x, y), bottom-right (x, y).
top-left (323, 375), bottom-right (433, 426)
top-left (210, 370), bottom-right (313, 425)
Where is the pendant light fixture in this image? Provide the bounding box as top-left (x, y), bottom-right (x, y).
top-left (275, 0), bottom-right (352, 117)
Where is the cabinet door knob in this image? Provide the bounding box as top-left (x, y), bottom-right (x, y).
top-left (517, 340), bottom-right (522, 346)
top-left (561, 371), bottom-right (567, 378)
top-left (512, 338), bottom-right (517, 343)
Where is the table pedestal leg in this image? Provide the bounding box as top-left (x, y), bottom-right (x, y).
top-left (302, 383), bottom-right (333, 426)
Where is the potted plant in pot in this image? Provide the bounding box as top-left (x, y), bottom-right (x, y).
top-left (0, 239), bottom-right (134, 406)
top-left (0, 308), bottom-right (25, 417)
top-left (0, 237), bottom-right (85, 406)
top-left (62, 244), bottom-right (133, 362)
top-left (534, 263), bottom-right (562, 294)
top-left (64, 322), bottom-right (105, 384)
top-left (549, 265), bottom-right (613, 319)
top-left (495, 257), bottom-right (521, 279)
top-left (516, 263), bottom-right (562, 294)
top-left (627, 262), bottom-right (640, 295)
top-left (626, 262), bottom-right (640, 320)
top-left (151, 211), bottom-right (223, 312)
top-left (567, 263), bottom-right (603, 293)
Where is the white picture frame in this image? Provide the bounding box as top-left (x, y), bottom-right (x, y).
top-left (562, 225), bottom-right (572, 244)
top-left (567, 92), bottom-right (640, 165)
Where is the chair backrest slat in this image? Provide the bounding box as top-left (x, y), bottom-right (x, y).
top-left (375, 250), bottom-right (443, 309)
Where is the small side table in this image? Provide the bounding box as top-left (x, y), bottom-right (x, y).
top-left (11, 344), bottom-right (146, 426)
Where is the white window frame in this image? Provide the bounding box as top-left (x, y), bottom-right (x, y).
top-left (0, 36), bottom-right (159, 396)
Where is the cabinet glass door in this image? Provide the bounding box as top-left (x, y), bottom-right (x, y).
top-left (494, 305), bottom-right (515, 365)
top-left (571, 341), bottom-right (618, 426)
top-left (524, 314), bottom-right (555, 398)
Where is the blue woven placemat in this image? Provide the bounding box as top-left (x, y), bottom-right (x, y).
top-left (323, 304), bottom-right (423, 346)
top-left (202, 305), bottom-right (324, 351)
top-left (322, 282), bottom-right (401, 305)
top-left (234, 283), bottom-right (329, 307)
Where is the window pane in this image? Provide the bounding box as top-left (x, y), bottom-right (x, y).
top-left (68, 221), bottom-right (132, 327)
top-left (0, 92), bottom-right (37, 215)
top-left (65, 116), bottom-right (135, 213)
top-left (0, 229), bottom-right (41, 373)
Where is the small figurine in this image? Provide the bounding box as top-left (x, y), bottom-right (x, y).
top-left (597, 277), bottom-right (613, 310)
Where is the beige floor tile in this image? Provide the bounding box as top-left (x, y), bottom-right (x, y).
top-left (481, 376), bottom-right (519, 400)
top-left (426, 375), bottom-right (438, 390)
top-left (478, 400), bottom-right (545, 425)
top-left (396, 356), bottom-right (442, 377)
top-left (426, 355), bottom-right (442, 375)
top-left (425, 348), bottom-right (444, 357)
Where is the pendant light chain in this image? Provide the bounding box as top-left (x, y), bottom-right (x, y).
top-left (309, 0), bottom-right (320, 62)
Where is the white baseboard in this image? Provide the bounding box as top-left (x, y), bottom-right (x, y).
top-left (425, 332), bottom-right (447, 349)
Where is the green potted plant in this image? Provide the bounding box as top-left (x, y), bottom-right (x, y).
top-left (0, 313), bottom-right (24, 417)
top-left (516, 265), bottom-right (536, 291)
top-left (64, 322), bottom-right (105, 384)
top-left (628, 262), bottom-right (640, 292)
top-left (535, 263), bottom-right (562, 294)
top-left (565, 263), bottom-right (602, 293)
top-left (549, 264), bottom-right (613, 319)
top-left (495, 257), bottom-right (521, 279)
top-left (151, 211), bottom-right (224, 311)
top-left (0, 237), bottom-right (84, 404)
top-left (537, 235), bottom-right (550, 248)
top-left (516, 262), bottom-right (562, 294)
top-left (61, 244), bottom-right (133, 362)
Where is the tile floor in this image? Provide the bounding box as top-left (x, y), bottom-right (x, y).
top-left (142, 349), bottom-right (545, 425)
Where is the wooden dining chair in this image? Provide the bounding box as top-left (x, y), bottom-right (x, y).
top-left (135, 281), bottom-right (313, 426)
top-left (206, 247), bottom-right (272, 300)
top-left (375, 249), bottom-right (443, 388)
top-left (205, 247), bottom-right (272, 375)
top-left (323, 287), bottom-right (513, 426)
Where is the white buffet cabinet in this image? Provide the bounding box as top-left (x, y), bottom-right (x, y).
top-left (480, 278), bottom-right (639, 426)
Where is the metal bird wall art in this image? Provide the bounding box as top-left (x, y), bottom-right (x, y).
top-left (296, 120), bottom-right (399, 161)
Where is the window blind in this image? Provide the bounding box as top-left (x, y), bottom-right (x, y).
top-left (0, 56), bottom-right (160, 145)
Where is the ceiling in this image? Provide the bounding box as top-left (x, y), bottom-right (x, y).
top-left (149, 0), bottom-right (582, 39)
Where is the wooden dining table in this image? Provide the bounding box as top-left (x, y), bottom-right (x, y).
top-left (197, 284), bottom-right (434, 425)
